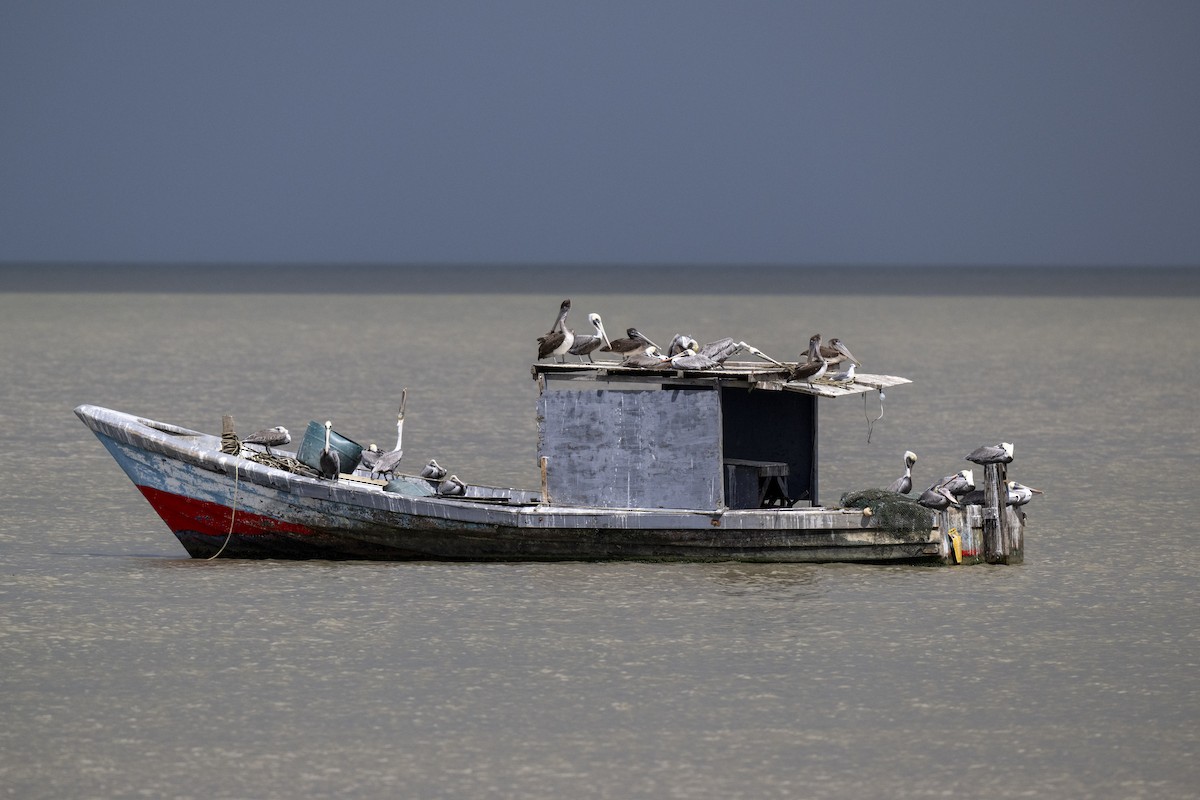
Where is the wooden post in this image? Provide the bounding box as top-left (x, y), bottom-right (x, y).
top-left (982, 462), bottom-right (1010, 563)
top-left (539, 456), bottom-right (550, 505)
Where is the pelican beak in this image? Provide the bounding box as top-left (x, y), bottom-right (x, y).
top-left (836, 342), bottom-right (861, 366)
top-left (1030, 486), bottom-right (1044, 494)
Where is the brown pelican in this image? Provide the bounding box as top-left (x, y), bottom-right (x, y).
top-left (959, 479), bottom-right (1041, 507)
top-left (602, 327), bottom-right (658, 354)
top-left (789, 334), bottom-right (828, 383)
top-left (820, 338), bottom-right (861, 368)
top-left (242, 426), bottom-right (290, 455)
top-left (917, 482), bottom-right (958, 509)
top-left (620, 345), bottom-right (670, 368)
top-left (419, 458), bottom-right (447, 480)
top-left (667, 334), bottom-right (700, 357)
top-left (369, 391), bottom-right (407, 480)
top-left (940, 469), bottom-right (976, 499)
top-left (1007, 481), bottom-right (1043, 506)
top-left (357, 443), bottom-right (381, 475)
top-left (670, 347), bottom-right (721, 370)
top-left (536, 299), bottom-right (574, 362)
top-left (669, 336), bottom-right (762, 365)
top-left (568, 313), bottom-right (610, 362)
top-left (966, 442), bottom-right (1014, 464)
top-left (886, 450), bottom-right (917, 494)
top-left (437, 475), bottom-right (467, 496)
top-left (318, 420), bottom-right (340, 480)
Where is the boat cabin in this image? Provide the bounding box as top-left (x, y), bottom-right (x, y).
top-left (532, 362), bottom-right (911, 511)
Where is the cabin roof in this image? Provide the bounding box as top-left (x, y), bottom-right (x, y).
top-left (531, 361), bottom-right (911, 398)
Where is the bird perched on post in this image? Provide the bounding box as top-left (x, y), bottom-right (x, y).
top-left (536, 299), bottom-right (574, 362)
top-left (886, 451), bottom-right (918, 494)
top-left (318, 420), bottom-right (340, 481)
top-left (242, 426), bottom-right (290, 455)
top-left (966, 442), bottom-right (1014, 464)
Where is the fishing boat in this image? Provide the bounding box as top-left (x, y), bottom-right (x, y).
top-left (76, 359), bottom-right (1030, 565)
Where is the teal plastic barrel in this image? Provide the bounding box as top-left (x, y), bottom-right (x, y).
top-left (296, 421), bottom-right (364, 474)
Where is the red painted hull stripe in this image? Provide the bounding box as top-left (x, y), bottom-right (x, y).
top-left (137, 485), bottom-right (318, 538)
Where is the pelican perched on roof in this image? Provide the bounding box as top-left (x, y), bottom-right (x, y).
top-left (568, 313), bottom-right (610, 362)
top-left (966, 442), bottom-right (1014, 464)
top-left (620, 345), bottom-right (670, 369)
top-left (886, 451), bottom-right (918, 494)
top-left (370, 396), bottom-right (407, 480)
top-left (242, 425), bottom-right (290, 455)
top-left (669, 347), bottom-right (721, 370)
top-left (602, 327), bottom-right (657, 355)
top-left (789, 334), bottom-right (828, 383)
top-left (437, 475), bottom-right (467, 496)
top-left (820, 338), bottom-right (861, 368)
top-left (318, 420), bottom-right (340, 481)
top-left (419, 458), bottom-right (447, 480)
top-left (536, 299), bottom-right (574, 362)
top-left (667, 334), bottom-right (700, 357)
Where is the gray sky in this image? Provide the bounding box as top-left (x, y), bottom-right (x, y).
top-left (2, 1), bottom-right (1198, 267)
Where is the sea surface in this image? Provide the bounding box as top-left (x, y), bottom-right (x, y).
top-left (2, 267), bottom-right (1198, 798)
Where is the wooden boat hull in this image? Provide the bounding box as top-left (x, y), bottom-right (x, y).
top-left (77, 405), bottom-right (1018, 564)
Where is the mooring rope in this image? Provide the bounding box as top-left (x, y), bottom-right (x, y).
top-left (206, 459), bottom-right (239, 560)
top-left (864, 389), bottom-right (885, 443)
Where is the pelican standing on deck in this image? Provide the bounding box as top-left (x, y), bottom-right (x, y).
top-left (966, 442), bottom-right (1014, 464)
top-left (568, 313), bottom-right (610, 362)
top-left (242, 426), bottom-right (290, 455)
top-left (437, 475), bottom-right (467, 496)
top-left (886, 450), bottom-right (917, 494)
top-left (370, 391), bottom-right (407, 480)
top-left (420, 459), bottom-right (447, 480)
top-left (536, 299), bottom-right (574, 363)
top-left (318, 420), bottom-right (340, 481)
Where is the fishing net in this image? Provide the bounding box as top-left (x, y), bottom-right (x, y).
top-left (839, 489), bottom-right (935, 534)
top-left (244, 450), bottom-right (320, 478)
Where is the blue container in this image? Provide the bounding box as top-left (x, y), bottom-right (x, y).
top-left (296, 421), bottom-right (364, 474)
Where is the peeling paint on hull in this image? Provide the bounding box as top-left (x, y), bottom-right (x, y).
top-left (77, 404), bottom-right (1018, 564)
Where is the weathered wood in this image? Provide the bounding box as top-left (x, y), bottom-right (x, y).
top-left (982, 462), bottom-right (1013, 563)
top-left (532, 362), bottom-right (911, 399)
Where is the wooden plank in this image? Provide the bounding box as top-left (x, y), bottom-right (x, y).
top-left (533, 361), bottom-right (911, 399)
